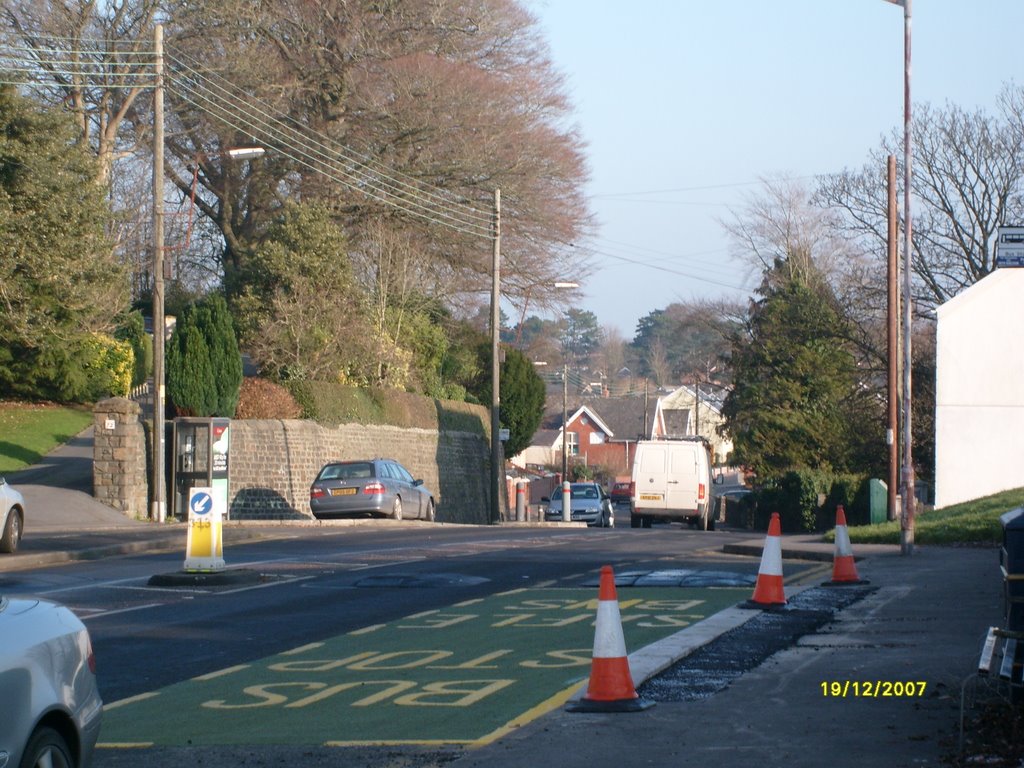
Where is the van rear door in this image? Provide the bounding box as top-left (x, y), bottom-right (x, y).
top-left (635, 443), bottom-right (668, 509)
top-left (666, 445), bottom-right (699, 512)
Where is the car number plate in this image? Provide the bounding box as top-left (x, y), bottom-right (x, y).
top-left (640, 493), bottom-right (662, 501)
top-left (330, 487), bottom-right (357, 496)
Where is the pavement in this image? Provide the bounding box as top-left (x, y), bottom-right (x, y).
top-left (2, 431), bottom-right (1014, 767)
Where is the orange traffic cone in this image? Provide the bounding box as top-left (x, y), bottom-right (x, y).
top-left (743, 512), bottom-right (787, 608)
top-left (567, 565), bottom-right (654, 712)
top-left (824, 505), bottom-right (869, 586)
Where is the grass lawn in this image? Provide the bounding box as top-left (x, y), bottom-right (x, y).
top-left (844, 487), bottom-right (1024, 546)
top-left (0, 401), bottom-right (93, 473)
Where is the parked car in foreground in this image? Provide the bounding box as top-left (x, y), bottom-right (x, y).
top-left (309, 459), bottom-right (435, 521)
top-left (0, 596), bottom-right (103, 768)
top-left (543, 482), bottom-right (614, 527)
top-left (1, 477), bottom-right (25, 554)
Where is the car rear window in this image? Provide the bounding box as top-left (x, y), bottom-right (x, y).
top-left (321, 463), bottom-right (374, 480)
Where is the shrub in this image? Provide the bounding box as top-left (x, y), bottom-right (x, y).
top-left (234, 377), bottom-right (302, 419)
top-left (82, 333), bottom-right (134, 399)
top-left (287, 379), bottom-right (487, 436)
top-left (758, 469), bottom-right (831, 533)
top-left (115, 311), bottom-right (152, 388)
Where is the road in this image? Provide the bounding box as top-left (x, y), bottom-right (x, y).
top-left (0, 522), bottom-right (821, 764)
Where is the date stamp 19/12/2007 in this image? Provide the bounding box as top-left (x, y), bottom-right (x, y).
top-left (820, 681), bottom-right (927, 698)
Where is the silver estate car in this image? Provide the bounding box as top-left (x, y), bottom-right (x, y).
top-left (309, 458), bottom-right (435, 521)
top-left (0, 596), bottom-right (103, 768)
top-left (1, 477), bottom-right (25, 554)
top-left (543, 482), bottom-right (614, 527)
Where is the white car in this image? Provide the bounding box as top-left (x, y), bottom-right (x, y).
top-left (0, 596), bottom-right (103, 768)
top-left (1, 477), bottom-right (24, 554)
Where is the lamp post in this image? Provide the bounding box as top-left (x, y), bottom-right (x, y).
top-left (183, 147), bottom-right (265, 248)
top-left (490, 189), bottom-right (501, 524)
top-left (149, 73), bottom-right (264, 525)
top-left (885, 0), bottom-right (915, 555)
top-left (561, 362), bottom-right (571, 522)
top-left (514, 281), bottom-right (580, 347)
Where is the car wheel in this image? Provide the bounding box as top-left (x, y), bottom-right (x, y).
top-left (700, 511), bottom-right (709, 531)
top-left (425, 499), bottom-right (435, 522)
top-left (19, 726), bottom-right (74, 768)
top-left (0, 510), bottom-right (20, 554)
top-left (391, 497), bottom-right (403, 521)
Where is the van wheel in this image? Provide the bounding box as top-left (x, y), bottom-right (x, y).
top-left (630, 515), bottom-right (641, 528)
top-left (641, 516), bottom-right (652, 529)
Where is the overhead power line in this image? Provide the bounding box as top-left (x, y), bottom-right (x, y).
top-left (0, 34), bottom-right (492, 239)
top-left (164, 50), bottom-right (493, 239)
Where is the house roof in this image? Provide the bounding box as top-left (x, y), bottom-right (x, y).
top-left (537, 394), bottom-right (652, 445)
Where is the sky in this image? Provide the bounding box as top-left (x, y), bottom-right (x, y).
top-left (524, 0), bottom-right (1024, 338)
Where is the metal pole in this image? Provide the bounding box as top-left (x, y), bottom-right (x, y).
top-left (151, 24), bottom-right (166, 523)
top-left (887, 155), bottom-right (899, 522)
top-left (490, 189), bottom-right (501, 524)
top-left (561, 363), bottom-right (568, 482)
top-left (900, 0), bottom-right (915, 555)
top-left (561, 364), bottom-right (571, 523)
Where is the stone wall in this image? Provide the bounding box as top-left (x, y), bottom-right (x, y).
top-left (93, 398), bottom-right (148, 518)
top-left (91, 409), bottom-right (496, 523)
top-left (228, 419), bottom-right (493, 523)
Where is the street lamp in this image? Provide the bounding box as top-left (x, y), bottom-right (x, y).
top-left (490, 189), bottom-right (501, 525)
top-left (150, 139), bottom-right (265, 524)
top-left (183, 147), bottom-right (266, 249)
top-left (514, 281), bottom-right (579, 346)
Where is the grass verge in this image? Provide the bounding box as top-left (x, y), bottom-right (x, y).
top-left (0, 401), bottom-right (93, 473)
top-left (843, 487), bottom-right (1024, 546)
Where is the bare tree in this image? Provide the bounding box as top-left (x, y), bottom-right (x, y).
top-left (816, 91), bottom-right (1024, 314)
top-left (161, 0), bottom-right (592, 309)
top-left (0, 0), bottom-right (163, 185)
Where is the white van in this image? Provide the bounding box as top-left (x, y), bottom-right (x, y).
top-left (629, 438), bottom-right (714, 530)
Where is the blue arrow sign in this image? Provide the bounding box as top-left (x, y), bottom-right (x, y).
top-left (190, 490), bottom-right (214, 516)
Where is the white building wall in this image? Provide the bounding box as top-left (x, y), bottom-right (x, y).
top-left (934, 269), bottom-right (1024, 508)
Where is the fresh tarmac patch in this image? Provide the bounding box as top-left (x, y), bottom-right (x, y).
top-left (638, 584), bottom-right (877, 701)
top-left (99, 584), bottom-right (751, 749)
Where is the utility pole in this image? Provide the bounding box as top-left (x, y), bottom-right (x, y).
top-left (899, 0), bottom-right (916, 555)
top-left (489, 189), bottom-right (501, 524)
top-left (887, 155), bottom-right (899, 522)
top-left (151, 24), bottom-right (166, 523)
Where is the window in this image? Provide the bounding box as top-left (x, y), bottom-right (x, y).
top-left (566, 431), bottom-right (579, 456)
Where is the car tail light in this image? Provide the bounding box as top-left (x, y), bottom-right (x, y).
top-left (310, 486), bottom-right (325, 500)
top-left (698, 483), bottom-right (706, 501)
top-left (629, 481), bottom-right (635, 497)
top-left (87, 636), bottom-right (97, 675)
top-left (363, 482), bottom-right (386, 495)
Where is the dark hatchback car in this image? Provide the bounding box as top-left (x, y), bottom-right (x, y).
top-left (309, 459), bottom-right (435, 521)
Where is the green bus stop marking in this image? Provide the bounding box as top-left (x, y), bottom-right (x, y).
top-left (99, 586), bottom-right (749, 749)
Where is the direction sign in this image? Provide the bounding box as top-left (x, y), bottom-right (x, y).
top-left (189, 489), bottom-right (214, 516)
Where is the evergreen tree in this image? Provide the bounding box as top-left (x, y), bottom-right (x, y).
top-left (0, 85), bottom-right (125, 402)
top-left (204, 295), bottom-right (243, 416)
top-left (721, 265), bottom-right (872, 480)
top-left (473, 345), bottom-right (546, 457)
top-left (166, 308), bottom-right (217, 417)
